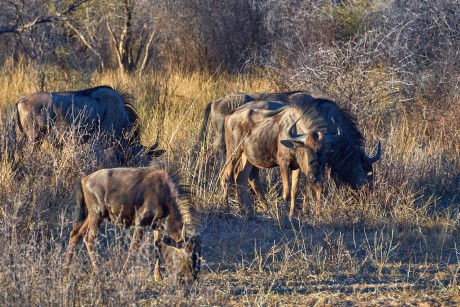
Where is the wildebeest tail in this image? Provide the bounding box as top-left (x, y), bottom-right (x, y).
top-left (15, 101), bottom-right (24, 136)
top-left (74, 179), bottom-right (88, 225)
top-left (198, 102), bottom-right (212, 144)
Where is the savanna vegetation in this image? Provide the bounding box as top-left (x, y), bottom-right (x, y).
top-left (0, 0), bottom-right (459, 305)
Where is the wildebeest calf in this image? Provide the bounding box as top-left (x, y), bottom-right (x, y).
top-left (62, 164), bottom-right (202, 283)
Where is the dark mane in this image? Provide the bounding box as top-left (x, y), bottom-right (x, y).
top-left (170, 182), bottom-right (202, 237)
top-left (99, 84), bottom-right (141, 143)
top-left (315, 99), bottom-right (365, 148)
top-left (74, 85), bottom-right (114, 95)
top-left (114, 84), bottom-right (142, 143)
top-left (257, 106), bottom-right (287, 118)
top-left (292, 104), bottom-right (329, 134)
top-left (246, 90), bottom-right (306, 96)
top-left (148, 164), bottom-right (202, 236)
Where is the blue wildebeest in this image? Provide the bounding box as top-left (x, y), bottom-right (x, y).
top-left (234, 98), bottom-right (382, 189)
top-left (16, 85), bottom-right (163, 159)
top-left (221, 105), bottom-right (341, 218)
top-left (198, 91), bottom-right (314, 157)
top-left (62, 164), bottom-right (202, 283)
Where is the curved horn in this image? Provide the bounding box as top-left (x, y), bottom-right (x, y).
top-left (181, 222), bottom-right (187, 242)
top-left (324, 126), bottom-right (342, 143)
top-left (287, 117), bottom-right (307, 142)
top-left (363, 141), bottom-right (382, 164)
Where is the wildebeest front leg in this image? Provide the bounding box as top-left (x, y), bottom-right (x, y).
top-left (302, 183), bottom-right (322, 217)
top-left (236, 154), bottom-right (254, 218)
top-left (248, 167), bottom-right (269, 212)
top-left (121, 226), bottom-right (144, 276)
top-left (290, 169), bottom-right (300, 218)
top-left (279, 162), bottom-right (293, 218)
top-left (313, 183), bottom-right (322, 217)
top-left (153, 230), bottom-right (163, 282)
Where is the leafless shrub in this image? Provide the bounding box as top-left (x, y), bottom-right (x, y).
top-left (153, 0), bottom-right (269, 72)
top-left (373, 0), bottom-right (460, 100)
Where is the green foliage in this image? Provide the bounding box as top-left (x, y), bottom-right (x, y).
top-left (324, 0), bottom-right (377, 41)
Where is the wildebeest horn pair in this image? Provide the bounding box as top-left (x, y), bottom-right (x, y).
top-left (287, 117), bottom-right (341, 143)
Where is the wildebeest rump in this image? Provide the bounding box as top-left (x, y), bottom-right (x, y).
top-left (221, 105), bottom-right (340, 218)
top-left (198, 91), bottom-right (314, 157)
top-left (62, 165), bottom-right (202, 283)
top-left (235, 98), bottom-right (382, 189)
top-left (16, 85), bottom-right (163, 158)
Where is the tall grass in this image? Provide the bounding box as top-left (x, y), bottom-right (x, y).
top-left (0, 62), bottom-right (459, 305)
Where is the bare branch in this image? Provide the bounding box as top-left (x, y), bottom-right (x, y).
top-left (0, 0), bottom-right (91, 35)
top-left (139, 30), bottom-right (155, 72)
top-left (107, 21), bottom-right (123, 71)
top-left (64, 21), bottom-right (105, 70)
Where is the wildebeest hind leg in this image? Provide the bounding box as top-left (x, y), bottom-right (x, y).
top-left (62, 218), bottom-right (90, 277)
top-left (83, 217), bottom-right (101, 275)
top-left (248, 168), bottom-right (269, 212)
top-left (220, 155), bottom-right (239, 212)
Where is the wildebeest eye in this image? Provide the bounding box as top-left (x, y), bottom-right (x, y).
top-left (367, 171), bottom-right (373, 176)
top-left (163, 236), bottom-right (172, 245)
top-left (311, 131), bottom-right (318, 140)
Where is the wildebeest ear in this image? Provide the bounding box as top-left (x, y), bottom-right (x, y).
top-left (280, 139), bottom-right (304, 149)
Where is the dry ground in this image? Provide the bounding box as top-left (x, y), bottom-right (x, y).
top-left (0, 66), bottom-right (459, 305)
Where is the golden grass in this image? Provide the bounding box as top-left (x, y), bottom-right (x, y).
top-left (0, 62), bottom-right (459, 305)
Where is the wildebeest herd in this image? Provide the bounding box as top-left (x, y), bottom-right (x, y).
top-left (13, 86), bottom-right (381, 283)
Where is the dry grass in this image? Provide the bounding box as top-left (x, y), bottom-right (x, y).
top-left (0, 63), bottom-right (459, 305)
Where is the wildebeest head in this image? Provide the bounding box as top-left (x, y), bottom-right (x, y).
top-left (155, 187), bottom-right (203, 284)
top-left (340, 141), bottom-right (382, 189)
top-left (280, 115), bottom-right (341, 184)
top-left (314, 99), bottom-right (382, 189)
top-left (159, 232), bottom-right (202, 283)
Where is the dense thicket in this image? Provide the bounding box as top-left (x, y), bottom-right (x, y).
top-left (2, 1), bottom-right (459, 99)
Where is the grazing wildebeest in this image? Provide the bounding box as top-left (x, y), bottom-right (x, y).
top-left (16, 85), bottom-right (163, 158)
top-left (221, 105), bottom-right (340, 218)
top-left (234, 98), bottom-right (382, 189)
top-left (313, 98), bottom-right (381, 188)
top-left (62, 164), bottom-right (202, 283)
top-left (198, 91), bottom-right (314, 157)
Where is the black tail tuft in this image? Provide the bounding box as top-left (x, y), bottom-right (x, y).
top-left (15, 101), bottom-right (24, 136)
top-left (198, 102), bottom-right (212, 144)
top-left (74, 179), bottom-right (88, 224)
